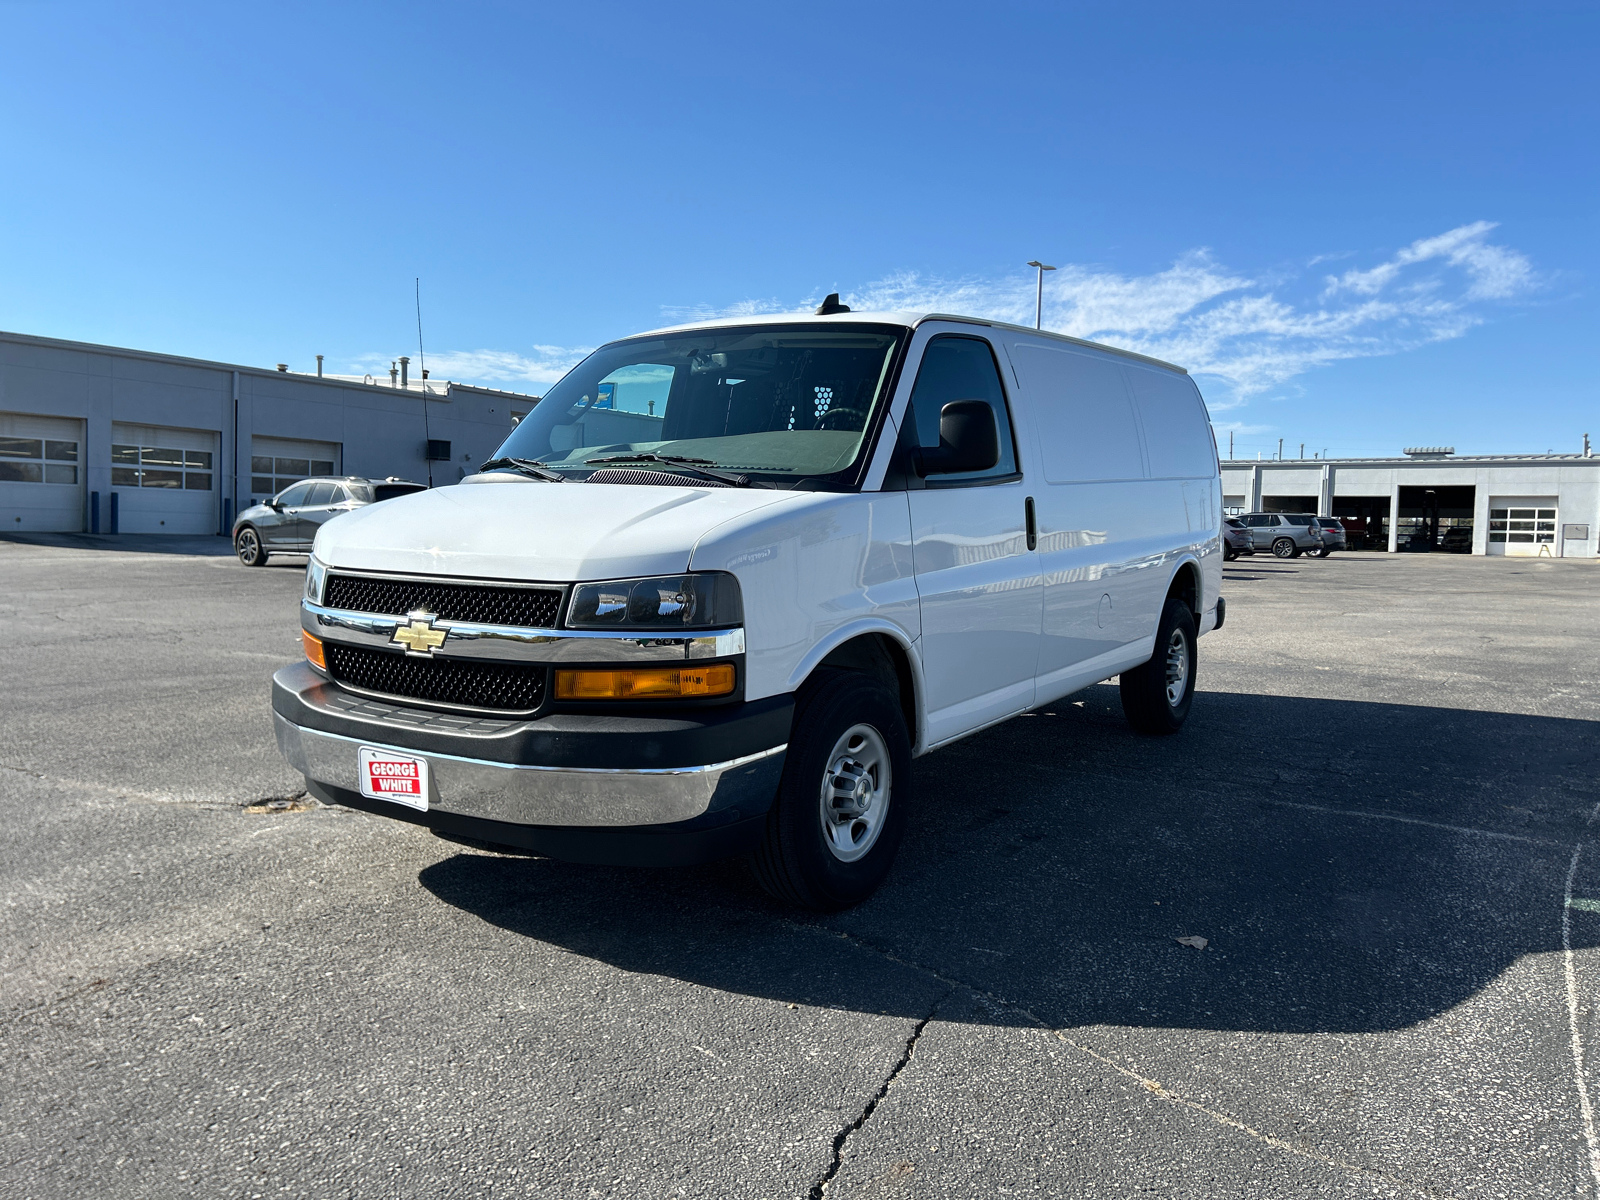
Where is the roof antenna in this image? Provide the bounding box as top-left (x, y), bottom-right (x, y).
top-left (416, 277), bottom-right (433, 489)
top-left (814, 292), bottom-right (851, 316)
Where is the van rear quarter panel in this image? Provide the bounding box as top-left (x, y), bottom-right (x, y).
top-left (688, 491), bottom-right (921, 707)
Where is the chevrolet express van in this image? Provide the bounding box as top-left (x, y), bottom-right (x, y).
top-left (272, 305), bottom-right (1224, 909)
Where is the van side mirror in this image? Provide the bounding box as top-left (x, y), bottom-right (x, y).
top-left (914, 400), bottom-right (1000, 477)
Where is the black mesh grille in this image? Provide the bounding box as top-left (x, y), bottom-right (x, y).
top-left (324, 574), bottom-right (561, 627)
top-left (325, 644), bottom-right (546, 713)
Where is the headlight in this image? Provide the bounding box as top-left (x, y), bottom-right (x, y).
top-left (305, 557), bottom-right (328, 605)
top-left (566, 572), bottom-right (742, 630)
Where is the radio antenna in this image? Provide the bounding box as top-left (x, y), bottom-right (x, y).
top-left (416, 277), bottom-right (433, 488)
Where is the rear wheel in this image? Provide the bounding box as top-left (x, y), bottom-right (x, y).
top-left (1120, 599), bottom-right (1197, 735)
top-left (1316, 547), bottom-right (1333, 558)
top-left (752, 669), bottom-right (911, 911)
top-left (235, 527), bottom-right (268, 567)
top-left (1272, 537), bottom-right (1298, 559)
top-left (1223, 544), bottom-right (1237, 561)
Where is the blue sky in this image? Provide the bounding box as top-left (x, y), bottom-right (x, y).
top-left (0, 1), bottom-right (1594, 458)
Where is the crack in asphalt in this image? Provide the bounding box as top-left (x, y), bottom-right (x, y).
top-left (810, 995), bottom-right (950, 1200)
top-left (1056, 1033), bottom-right (1462, 1199)
top-left (790, 920), bottom-right (1463, 1198)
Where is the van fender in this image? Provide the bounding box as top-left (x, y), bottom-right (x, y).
top-left (1161, 548), bottom-right (1213, 636)
top-left (785, 618), bottom-right (929, 755)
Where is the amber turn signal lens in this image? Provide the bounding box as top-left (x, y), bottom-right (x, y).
top-left (302, 630), bottom-right (326, 669)
top-left (555, 663), bottom-right (735, 701)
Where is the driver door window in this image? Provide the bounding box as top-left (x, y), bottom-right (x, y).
top-left (264, 483), bottom-right (311, 546)
top-left (905, 336), bottom-right (1019, 486)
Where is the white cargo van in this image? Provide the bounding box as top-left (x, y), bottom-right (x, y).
top-left (272, 305), bottom-right (1224, 909)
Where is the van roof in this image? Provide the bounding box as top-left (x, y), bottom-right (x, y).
top-left (634, 310), bottom-right (1189, 375)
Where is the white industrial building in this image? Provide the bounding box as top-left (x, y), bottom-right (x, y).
top-left (1221, 449), bottom-right (1599, 557)
top-left (0, 330), bottom-right (540, 536)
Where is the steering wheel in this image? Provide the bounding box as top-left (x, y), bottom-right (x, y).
top-left (817, 406), bottom-right (867, 431)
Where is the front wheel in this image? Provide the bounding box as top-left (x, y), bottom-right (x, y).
top-left (1272, 537), bottom-right (1298, 559)
top-left (1120, 599), bottom-right (1197, 735)
top-left (751, 670), bottom-right (912, 911)
top-left (235, 527), bottom-right (268, 567)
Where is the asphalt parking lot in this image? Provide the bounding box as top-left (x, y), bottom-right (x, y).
top-left (4, 535), bottom-right (1600, 1199)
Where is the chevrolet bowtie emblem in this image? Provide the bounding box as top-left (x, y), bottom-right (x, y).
top-left (392, 610), bottom-right (447, 655)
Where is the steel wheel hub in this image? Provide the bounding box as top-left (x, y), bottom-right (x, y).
top-left (1164, 628), bottom-right (1189, 707)
top-left (819, 723), bottom-right (890, 863)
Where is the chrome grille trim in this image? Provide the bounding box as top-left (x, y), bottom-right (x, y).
top-left (302, 601), bottom-right (746, 664)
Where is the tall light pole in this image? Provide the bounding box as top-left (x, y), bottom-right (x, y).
top-left (1026, 261), bottom-right (1056, 329)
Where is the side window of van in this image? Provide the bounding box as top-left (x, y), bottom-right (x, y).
top-left (905, 336), bottom-right (1019, 485)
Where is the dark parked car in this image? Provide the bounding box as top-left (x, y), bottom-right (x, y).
top-left (1223, 517), bottom-right (1253, 561)
top-left (233, 477), bottom-right (426, 566)
top-left (1311, 516), bottom-right (1347, 556)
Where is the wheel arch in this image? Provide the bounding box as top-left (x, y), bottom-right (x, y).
top-left (1165, 556), bottom-right (1201, 618)
top-left (787, 621), bottom-right (925, 755)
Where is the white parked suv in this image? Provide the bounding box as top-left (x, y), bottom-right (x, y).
top-left (271, 306), bottom-right (1225, 909)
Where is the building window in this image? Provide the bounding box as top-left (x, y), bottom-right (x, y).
top-left (0, 436), bottom-right (78, 484)
top-left (250, 455), bottom-right (336, 497)
top-left (112, 444), bottom-right (213, 491)
top-left (1489, 507), bottom-right (1556, 544)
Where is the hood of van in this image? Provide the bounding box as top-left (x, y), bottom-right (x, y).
top-left (311, 476), bottom-right (802, 582)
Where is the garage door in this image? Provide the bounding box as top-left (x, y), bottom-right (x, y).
top-left (250, 436), bottom-right (341, 504)
top-left (111, 422), bottom-right (219, 535)
top-left (1487, 496), bottom-right (1557, 557)
top-left (0, 412), bottom-right (84, 533)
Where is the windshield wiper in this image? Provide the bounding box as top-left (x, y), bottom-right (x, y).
top-left (584, 453), bottom-right (753, 488)
top-left (478, 456), bottom-right (566, 483)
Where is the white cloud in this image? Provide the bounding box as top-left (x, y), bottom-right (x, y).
top-left (1323, 221), bottom-right (1534, 301)
top-left (665, 223), bottom-right (1535, 404)
top-left (398, 223), bottom-right (1536, 405)
top-left (349, 346), bottom-right (591, 390)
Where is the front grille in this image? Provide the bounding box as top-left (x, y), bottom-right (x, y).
top-left (325, 644), bottom-right (546, 713)
top-left (324, 574), bottom-right (561, 627)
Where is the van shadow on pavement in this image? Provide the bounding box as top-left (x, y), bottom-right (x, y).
top-left (420, 684), bottom-right (1600, 1035)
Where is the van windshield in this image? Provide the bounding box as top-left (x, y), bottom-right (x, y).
top-left (490, 324), bottom-right (906, 487)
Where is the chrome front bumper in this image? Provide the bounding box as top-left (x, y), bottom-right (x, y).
top-left (274, 712), bottom-right (787, 828)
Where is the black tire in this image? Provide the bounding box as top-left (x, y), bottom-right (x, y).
top-left (751, 669), bottom-right (912, 911)
top-left (1120, 598), bottom-right (1197, 736)
top-left (1272, 537), bottom-right (1298, 559)
top-left (235, 526), bottom-right (268, 567)
top-left (1223, 544), bottom-right (1237, 562)
top-left (1316, 548), bottom-right (1333, 558)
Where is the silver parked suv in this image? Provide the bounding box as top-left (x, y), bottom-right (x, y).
top-left (233, 477), bottom-right (426, 566)
top-left (1240, 512), bottom-right (1324, 559)
top-left (1311, 516), bottom-right (1347, 556)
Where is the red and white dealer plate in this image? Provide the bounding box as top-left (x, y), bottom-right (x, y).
top-left (357, 747), bottom-right (430, 811)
